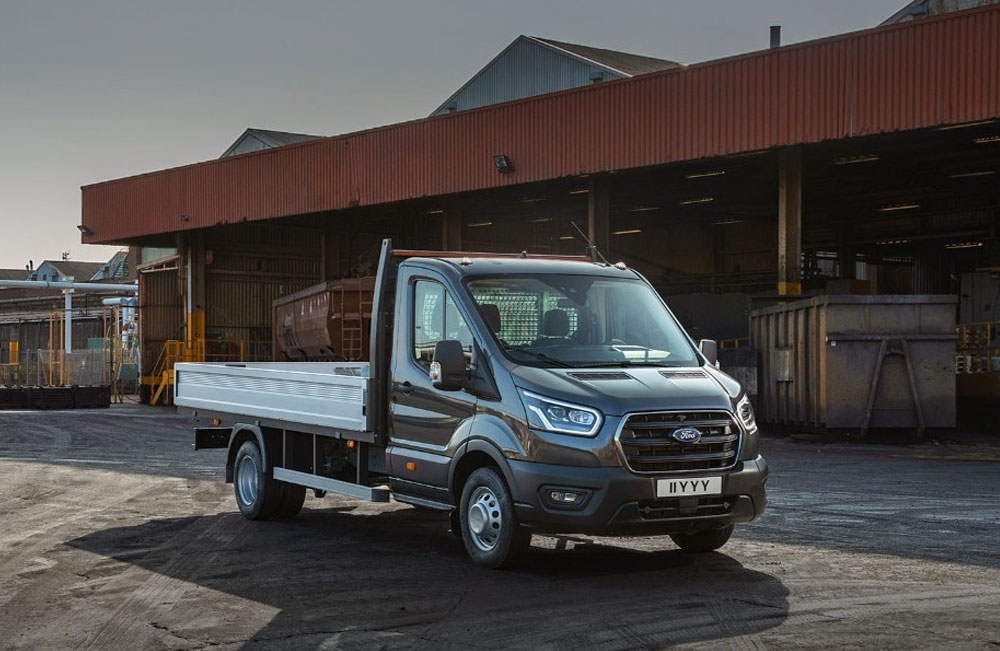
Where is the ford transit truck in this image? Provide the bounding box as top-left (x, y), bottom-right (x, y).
top-left (179, 240), bottom-right (767, 568)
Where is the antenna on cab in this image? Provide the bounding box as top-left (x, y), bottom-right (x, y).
top-left (570, 221), bottom-right (610, 265)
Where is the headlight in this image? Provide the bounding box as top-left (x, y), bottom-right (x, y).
top-left (518, 389), bottom-right (603, 437)
top-left (737, 394), bottom-right (758, 435)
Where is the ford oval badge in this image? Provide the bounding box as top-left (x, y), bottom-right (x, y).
top-left (672, 427), bottom-right (702, 443)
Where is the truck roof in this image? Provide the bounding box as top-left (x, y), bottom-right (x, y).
top-left (398, 251), bottom-right (637, 279)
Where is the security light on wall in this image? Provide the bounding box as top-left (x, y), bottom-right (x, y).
top-left (77, 224), bottom-right (93, 236)
top-left (493, 154), bottom-right (514, 174)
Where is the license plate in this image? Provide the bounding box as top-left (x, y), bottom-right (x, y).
top-left (656, 476), bottom-right (722, 498)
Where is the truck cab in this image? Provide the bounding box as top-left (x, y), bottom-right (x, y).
top-left (181, 241), bottom-right (767, 568)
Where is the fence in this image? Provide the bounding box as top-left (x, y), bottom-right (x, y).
top-left (2, 348), bottom-right (111, 387)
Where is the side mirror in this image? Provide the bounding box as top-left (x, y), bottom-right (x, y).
top-left (430, 340), bottom-right (467, 391)
top-left (699, 339), bottom-right (719, 367)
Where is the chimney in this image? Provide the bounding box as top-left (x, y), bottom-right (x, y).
top-left (770, 25), bottom-right (782, 49)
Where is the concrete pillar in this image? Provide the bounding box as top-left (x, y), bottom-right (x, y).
top-left (587, 177), bottom-right (611, 257)
top-left (777, 149), bottom-right (803, 296)
top-left (441, 204), bottom-right (463, 251)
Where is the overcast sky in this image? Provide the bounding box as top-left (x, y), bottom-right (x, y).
top-left (0, 0), bottom-right (905, 269)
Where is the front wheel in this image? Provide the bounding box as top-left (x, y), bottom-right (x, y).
top-left (459, 467), bottom-right (532, 568)
top-left (670, 524), bottom-right (734, 553)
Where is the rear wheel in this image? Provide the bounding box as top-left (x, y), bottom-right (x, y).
top-left (459, 467), bottom-right (531, 568)
top-left (233, 441), bottom-right (283, 520)
top-left (670, 525), bottom-right (734, 553)
top-left (275, 483), bottom-right (306, 519)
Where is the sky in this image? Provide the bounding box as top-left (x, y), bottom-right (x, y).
top-left (0, 0), bottom-right (906, 269)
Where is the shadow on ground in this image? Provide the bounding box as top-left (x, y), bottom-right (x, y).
top-left (68, 504), bottom-right (790, 649)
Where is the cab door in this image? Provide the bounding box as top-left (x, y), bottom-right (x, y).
top-left (388, 269), bottom-right (477, 495)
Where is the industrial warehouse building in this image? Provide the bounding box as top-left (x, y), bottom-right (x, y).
top-left (79, 6), bottom-right (1000, 422)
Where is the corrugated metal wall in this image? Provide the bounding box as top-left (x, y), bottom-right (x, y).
top-left (204, 224), bottom-right (322, 359)
top-left (83, 5), bottom-right (1000, 244)
top-left (430, 37), bottom-right (627, 116)
top-left (138, 267), bottom-right (184, 375)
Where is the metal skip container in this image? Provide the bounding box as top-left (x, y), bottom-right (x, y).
top-left (272, 277), bottom-right (376, 362)
top-left (750, 295), bottom-right (957, 434)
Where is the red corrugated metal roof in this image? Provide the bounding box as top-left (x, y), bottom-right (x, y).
top-left (82, 5), bottom-right (1000, 244)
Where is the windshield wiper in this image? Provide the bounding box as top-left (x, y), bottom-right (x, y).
top-left (505, 347), bottom-right (576, 368)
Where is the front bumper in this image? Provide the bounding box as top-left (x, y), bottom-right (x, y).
top-left (508, 455), bottom-right (768, 536)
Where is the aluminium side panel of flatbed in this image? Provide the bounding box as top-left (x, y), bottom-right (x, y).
top-left (174, 362), bottom-right (370, 433)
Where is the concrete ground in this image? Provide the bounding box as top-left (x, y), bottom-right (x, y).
top-left (1, 405), bottom-right (998, 650)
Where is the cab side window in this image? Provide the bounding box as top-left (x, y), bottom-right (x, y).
top-left (413, 280), bottom-right (473, 370)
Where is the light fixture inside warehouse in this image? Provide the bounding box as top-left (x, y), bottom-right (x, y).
top-left (833, 154), bottom-right (880, 165)
top-left (973, 135), bottom-right (1000, 144)
top-left (493, 154), bottom-right (514, 173)
top-left (76, 224), bottom-right (93, 235)
top-left (467, 221), bottom-right (492, 228)
top-left (612, 229), bottom-right (642, 235)
top-left (686, 170), bottom-right (726, 179)
top-left (679, 197), bottom-right (714, 206)
top-left (936, 119), bottom-right (997, 131)
top-left (879, 203), bottom-right (920, 212)
top-left (945, 241), bottom-right (984, 249)
top-left (628, 206), bottom-right (660, 212)
top-left (711, 219), bottom-right (744, 226)
top-left (427, 208), bottom-right (444, 215)
top-left (949, 170), bottom-right (995, 178)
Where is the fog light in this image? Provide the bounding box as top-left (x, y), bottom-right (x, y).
top-left (549, 490), bottom-right (583, 504)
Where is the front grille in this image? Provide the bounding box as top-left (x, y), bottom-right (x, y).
top-left (617, 411), bottom-right (740, 473)
top-left (637, 496), bottom-right (732, 520)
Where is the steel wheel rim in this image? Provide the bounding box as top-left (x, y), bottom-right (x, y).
top-left (467, 486), bottom-right (502, 552)
top-left (236, 455), bottom-right (259, 506)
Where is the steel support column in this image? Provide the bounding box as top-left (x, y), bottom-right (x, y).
top-left (778, 149), bottom-right (803, 296)
top-left (63, 284), bottom-right (73, 353)
top-left (587, 177), bottom-right (610, 257)
top-left (182, 233), bottom-right (206, 349)
top-left (442, 204), bottom-right (463, 250)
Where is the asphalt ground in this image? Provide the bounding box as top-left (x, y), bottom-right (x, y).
top-left (1, 404), bottom-right (999, 650)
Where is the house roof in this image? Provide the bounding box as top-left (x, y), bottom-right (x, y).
top-left (530, 36), bottom-right (680, 76)
top-left (40, 260), bottom-right (106, 281)
top-left (0, 268), bottom-right (28, 282)
top-left (221, 128), bottom-right (324, 158)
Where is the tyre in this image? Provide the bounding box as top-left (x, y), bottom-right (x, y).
top-left (233, 440), bottom-right (283, 520)
top-left (275, 483), bottom-right (306, 519)
top-left (670, 524), bottom-right (734, 553)
top-left (459, 467), bottom-right (531, 568)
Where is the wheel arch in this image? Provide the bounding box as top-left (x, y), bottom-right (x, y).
top-left (225, 424), bottom-right (282, 483)
top-left (449, 438), bottom-right (517, 504)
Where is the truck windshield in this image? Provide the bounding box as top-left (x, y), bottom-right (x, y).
top-left (466, 275), bottom-right (700, 368)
